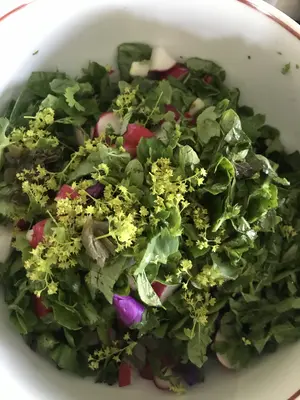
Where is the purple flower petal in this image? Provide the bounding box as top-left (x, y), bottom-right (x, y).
top-left (113, 294), bottom-right (145, 327)
top-left (86, 182), bottom-right (104, 198)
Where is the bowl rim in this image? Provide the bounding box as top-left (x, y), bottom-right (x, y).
top-left (1, 0), bottom-right (300, 39)
top-left (0, 1), bottom-right (300, 399)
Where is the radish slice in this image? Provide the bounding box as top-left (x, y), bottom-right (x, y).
top-left (152, 281), bottom-right (180, 303)
top-left (16, 219), bottom-right (30, 231)
top-left (34, 296), bottom-right (51, 318)
top-left (215, 331), bottom-right (235, 369)
top-left (160, 64), bottom-right (189, 80)
top-left (108, 328), bottom-right (116, 342)
top-left (94, 112), bottom-right (121, 138)
top-left (130, 61), bottom-right (150, 77)
top-left (140, 363), bottom-right (153, 381)
top-left (28, 219), bottom-right (47, 249)
top-left (150, 47), bottom-right (176, 72)
top-left (26, 230), bottom-right (33, 243)
top-left (153, 375), bottom-right (172, 391)
top-left (165, 105), bottom-right (180, 121)
top-left (55, 184), bottom-right (79, 201)
top-left (203, 75), bottom-right (213, 84)
top-left (124, 124), bottom-right (155, 157)
top-left (118, 362), bottom-right (132, 387)
top-left (188, 98), bottom-right (205, 116)
top-left (0, 225), bottom-right (13, 263)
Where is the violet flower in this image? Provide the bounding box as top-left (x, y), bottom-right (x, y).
top-left (113, 294), bottom-right (145, 327)
top-left (86, 182), bottom-right (104, 198)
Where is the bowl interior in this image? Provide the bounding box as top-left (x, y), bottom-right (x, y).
top-left (0, 0), bottom-right (300, 399)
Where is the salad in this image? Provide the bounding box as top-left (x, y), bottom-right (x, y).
top-left (0, 42), bottom-right (300, 393)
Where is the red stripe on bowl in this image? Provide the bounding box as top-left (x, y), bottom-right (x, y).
top-left (0, 3), bottom-right (29, 22)
top-left (237, 0), bottom-right (300, 40)
top-left (288, 390), bottom-right (300, 400)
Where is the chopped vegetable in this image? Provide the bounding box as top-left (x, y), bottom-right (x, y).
top-left (140, 363), bottom-right (153, 380)
top-left (34, 296), bottom-right (51, 318)
top-left (130, 61), bottom-right (150, 77)
top-left (160, 64), bottom-right (189, 80)
top-left (150, 47), bottom-right (176, 71)
top-left (123, 124), bottom-right (154, 157)
top-left (28, 219), bottom-right (48, 248)
top-left (152, 282), bottom-right (180, 303)
top-left (55, 184), bottom-right (79, 200)
top-left (118, 362), bottom-right (132, 387)
top-left (281, 62), bottom-right (291, 75)
top-left (95, 112), bottom-right (121, 137)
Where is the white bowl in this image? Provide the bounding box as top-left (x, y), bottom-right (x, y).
top-left (1, 1), bottom-right (300, 399)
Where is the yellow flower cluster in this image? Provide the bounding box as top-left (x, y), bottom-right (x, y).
top-left (25, 229), bottom-right (82, 296)
top-left (88, 336), bottom-right (137, 370)
top-left (150, 158), bottom-right (188, 213)
top-left (114, 84), bottom-right (138, 117)
top-left (195, 264), bottom-right (224, 288)
top-left (17, 165), bottom-right (59, 208)
top-left (11, 108), bottom-right (58, 150)
top-left (281, 224), bottom-right (297, 239)
top-left (182, 289), bottom-right (216, 326)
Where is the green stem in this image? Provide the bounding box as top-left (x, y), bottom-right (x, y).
top-left (47, 210), bottom-right (59, 227)
top-left (145, 91), bottom-right (163, 126)
top-left (95, 233), bottom-right (111, 240)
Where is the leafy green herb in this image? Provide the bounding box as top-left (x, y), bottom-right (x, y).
top-left (281, 62), bottom-right (291, 75)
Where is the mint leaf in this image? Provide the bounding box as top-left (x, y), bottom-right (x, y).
top-left (50, 344), bottom-right (78, 372)
top-left (178, 145), bottom-right (200, 170)
top-left (136, 271), bottom-right (161, 307)
top-left (118, 43), bottom-right (152, 81)
top-left (187, 323), bottom-right (212, 368)
top-left (64, 84), bottom-right (85, 111)
top-left (0, 117), bottom-right (10, 168)
top-left (52, 303), bottom-right (81, 330)
top-left (85, 256), bottom-right (127, 303)
top-left (125, 159), bottom-right (144, 187)
top-left (134, 229), bottom-right (179, 276)
top-left (186, 58), bottom-right (225, 81)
